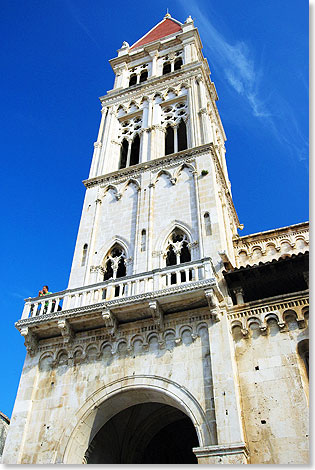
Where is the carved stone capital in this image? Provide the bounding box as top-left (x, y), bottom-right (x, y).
top-left (58, 319), bottom-right (74, 344)
top-left (20, 327), bottom-right (38, 356)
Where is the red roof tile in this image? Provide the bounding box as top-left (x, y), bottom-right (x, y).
top-left (131, 18), bottom-right (182, 50)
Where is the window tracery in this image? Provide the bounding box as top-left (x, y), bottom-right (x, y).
top-left (118, 115), bottom-right (142, 168)
top-left (164, 230), bottom-right (191, 266)
top-left (162, 101), bottom-right (188, 155)
top-left (103, 245), bottom-right (126, 281)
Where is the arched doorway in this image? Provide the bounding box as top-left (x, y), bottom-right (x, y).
top-left (84, 402), bottom-right (198, 464)
top-left (58, 376), bottom-right (213, 464)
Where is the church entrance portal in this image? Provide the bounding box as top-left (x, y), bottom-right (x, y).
top-left (84, 402), bottom-right (198, 464)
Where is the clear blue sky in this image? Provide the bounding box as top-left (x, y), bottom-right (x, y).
top-left (0, 0), bottom-right (308, 418)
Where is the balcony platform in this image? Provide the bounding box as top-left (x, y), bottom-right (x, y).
top-left (16, 259), bottom-right (218, 341)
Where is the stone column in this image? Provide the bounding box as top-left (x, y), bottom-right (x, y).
top-left (89, 106), bottom-right (107, 178)
top-left (193, 312), bottom-right (248, 464)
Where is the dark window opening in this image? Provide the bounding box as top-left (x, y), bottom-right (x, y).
top-left (129, 74), bottom-right (137, 86)
top-left (116, 257), bottom-right (126, 278)
top-left (81, 243), bottom-right (88, 266)
top-left (180, 242), bottom-right (191, 263)
top-left (119, 139), bottom-right (128, 169)
top-left (140, 70), bottom-right (148, 82)
top-left (174, 58), bottom-right (183, 70)
top-left (166, 245), bottom-right (177, 266)
top-left (130, 134), bottom-right (140, 166)
top-left (165, 125), bottom-right (174, 155)
top-left (204, 212), bottom-right (211, 235)
top-left (177, 119), bottom-right (187, 151)
top-left (163, 63), bottom-right (171, 75)
top-left (104, 259), bottom-right (113, 281)
top-left (141, 229), bottom-right (146, 252)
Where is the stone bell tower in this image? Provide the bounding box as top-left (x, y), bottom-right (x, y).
top-left (4, 14), bottom-right (254, 464)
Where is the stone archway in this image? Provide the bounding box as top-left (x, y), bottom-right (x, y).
top-left (56, 375), bottom-right (212, 464)
top-left (84, 402), bottom-right (199, 463)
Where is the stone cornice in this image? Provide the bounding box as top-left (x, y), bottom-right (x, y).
top-left (83, 144), bottom-right (211, 188)
top-left (16, 278), bottom-right (216, 329)
top-left (233, 221), bottom-right (309, 248)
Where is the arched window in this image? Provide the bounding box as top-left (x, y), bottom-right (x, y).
top-left (177, 119), bottom-right (187, 151)
top-left (165, 125), bottom-right (174, 155)
top-left (165, 230), bottom-right (191, 266)
top-left (130, 134), bottom-right (140, 166)
top-left (165, 229), bottom-right (191, 284)
top-left (140, 70), bottom-right (148, 83)
top-left (119, 139), bottom-right (128, 169)
top-left (204, 212), bottom-right (211, 235)
top-left (103, 245), bottom-right (126, 281)
top-left (129, 74), bottom-right (137, 86)
top-left (163, 62), bottom-right (171, 75)
top-left (174, 58), bottom-right (183, 70)
top-left (81, 244), bottom-right (88, 266)
top-left (141, 229), bottom-right (146, 252)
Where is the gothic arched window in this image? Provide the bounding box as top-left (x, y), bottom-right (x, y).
top-left (129, 74), bottom-right (137, 86)
top-left (165, 230), bottom-right (191, 266)
top-left (130, 134), bottom-right (140, 166)
top-left (163, 62), bottom-right (171, 75)
top-left (174, 58), bottom-right (183, 71)
top-left (119, 138), bottom-right (128, 169)
top-left (165, 229), bottom-right (191, 284)
top-left (177, 119), bottom-right (187, 151)
top-left (165, 125), bottom-right (174, 155)
top-left (103, 245), bottom-right (126, 281)
top-left (140, 70), bottom-right (148, 83)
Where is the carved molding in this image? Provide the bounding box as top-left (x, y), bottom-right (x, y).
top-left (58, 319), bottom-right (74, 344)
top-left (148, 300), bottom-right (164, 331)
top-left (20, 327), bottom-right (38, 356)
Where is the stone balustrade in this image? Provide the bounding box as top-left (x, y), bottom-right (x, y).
top-left (21, 258), bottom-right (214, 321)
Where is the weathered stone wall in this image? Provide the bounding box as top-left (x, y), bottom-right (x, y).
top-left (232, 317), bottom-right (309, 464)
top-left (3, 312), bottom-right (218, 464)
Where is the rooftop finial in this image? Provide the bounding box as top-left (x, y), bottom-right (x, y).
top-left (164, 9), bottom-right (171, 18)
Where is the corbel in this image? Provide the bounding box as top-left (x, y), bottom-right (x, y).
top-left (148, 300), bottom-right (164, 331)
top-left (58, 319), bottom-right (74, 344)
top-left (102, 308), bottom-right (118, 337)
top-left (259, 325), bottom-right (268, 336)
top-left (20, 327), bottom-right (38, 357)
top-left (204, 288), bottom-right (220, 322)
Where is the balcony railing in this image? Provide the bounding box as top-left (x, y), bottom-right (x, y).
top-left (21, 258), bottom-right (215, 321)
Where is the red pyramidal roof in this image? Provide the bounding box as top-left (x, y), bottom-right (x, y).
top-left (131, 17), bottom-right (182, 50)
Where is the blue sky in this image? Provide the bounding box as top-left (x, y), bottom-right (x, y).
top-left (0, 0), bottom-right (308, 417)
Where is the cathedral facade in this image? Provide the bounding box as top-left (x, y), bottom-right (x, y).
top-left (3, 15), bottom-right (309, 464)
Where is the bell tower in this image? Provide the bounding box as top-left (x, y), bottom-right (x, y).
top-left (67, 13), bottom-right (240, 293)
top-left (4, 14), bottom-right (251, 465)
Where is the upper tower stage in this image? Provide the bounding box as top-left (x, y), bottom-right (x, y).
top-left (88, 14), bottom-right (228, 181)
